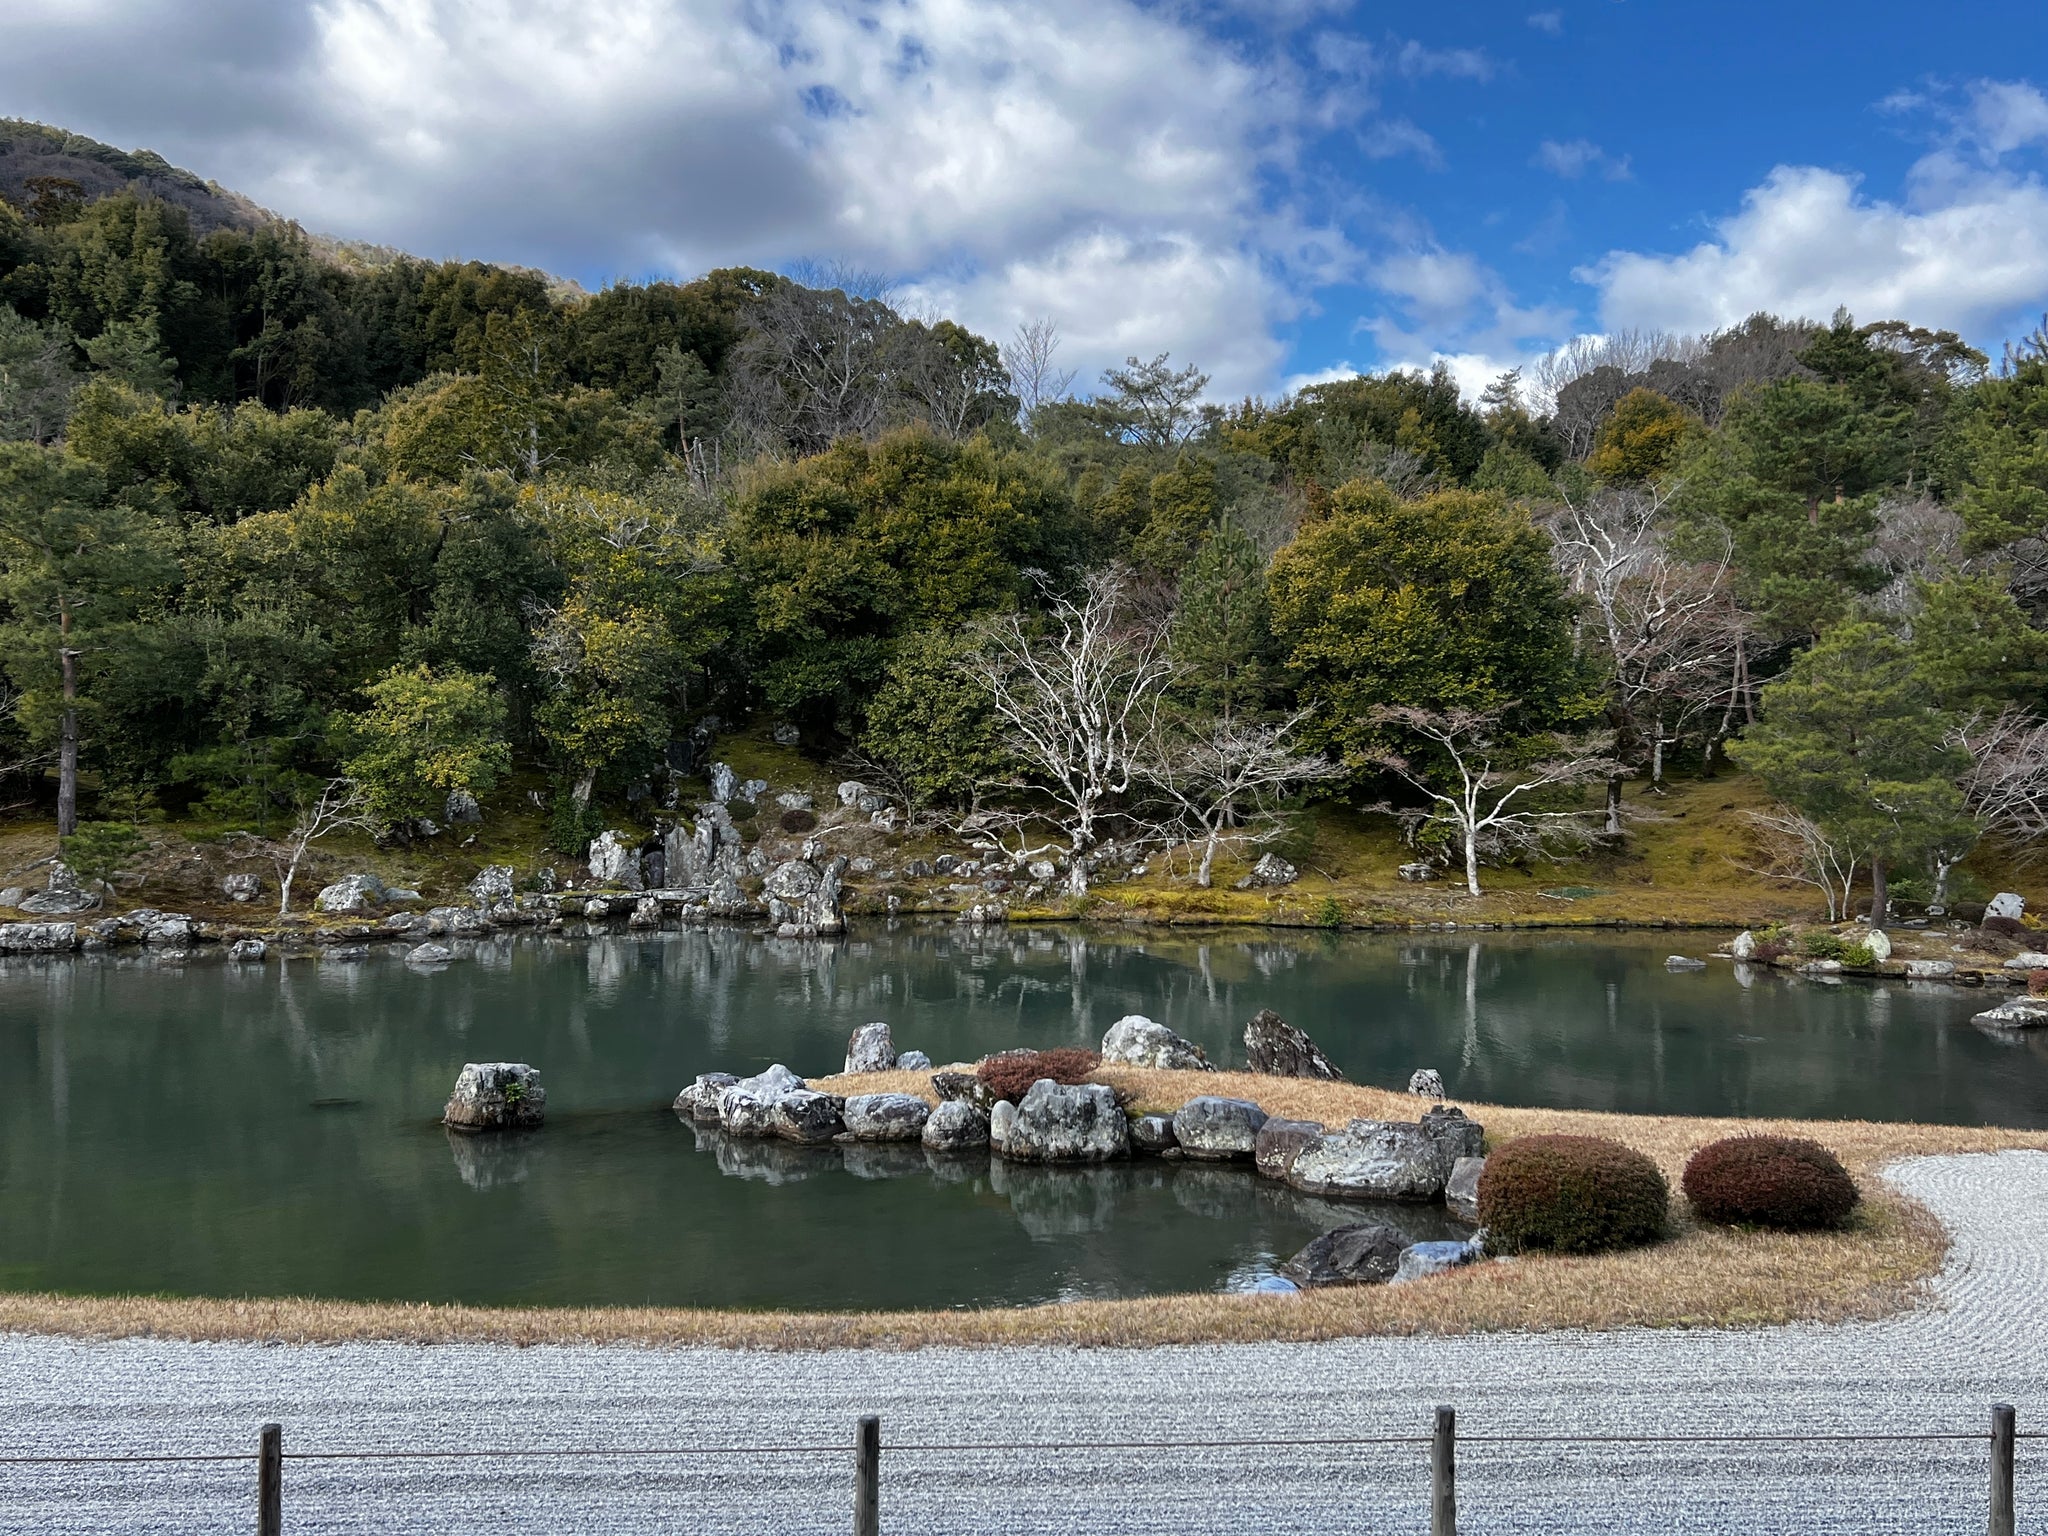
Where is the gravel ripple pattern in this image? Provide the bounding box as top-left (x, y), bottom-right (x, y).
top-left (2, 1152), bottom-right (2044, 1534)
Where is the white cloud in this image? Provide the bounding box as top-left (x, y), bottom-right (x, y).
top-left (1964, 80), bottom-right (2048, 157)
top-left (1533, 137), bottom-right (1630, 181)
top-left (1526, 10), bottom-right (1563, 35)
top-left (1359, 119), bottom-right (1442, 167)
top-left (1393, 40), bottom-right (1494, 82)
top-left (1583, 162), bottom-right (2048, 338)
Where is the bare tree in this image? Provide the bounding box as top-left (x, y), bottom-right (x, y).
top-left (1738, 805), bottom-right (1865, 922)
top-left (1142, 712), bottom-right (1341, 888)
top-left (894, 319), bottom-right (1014, 439)
top-left (1366, 706), bottom-right (1616, 896)
top-left (1544, 486), bottom-right (1751, 828)
top-left (267, 778), bottom-right (378, 915)
top-left (1003, 318), bottom-right (1077, 417)
top-left (725, 281), bottom-right (903, 456)
top-left (967, 569), bottom-right (1175, 894)
top-left (1929, 707), bottom-right (2048, 903)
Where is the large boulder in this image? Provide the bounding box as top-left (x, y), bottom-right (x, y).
top-left (844, 1021), bottom-right (897, 1074)
top-left (1974, 999), bottom-right (2048, 1030)
top-left (762, 855), bottom-right (847, 935)
top-left (716, 1064), bottom-right (807, 1135)
top-left (1730, 929), bottom-right (1757, 960)
top-left (1234, 852), bottom-right (1298, 889)
top-left (1445, 1156), bottom-right (1485, 1222)
top-left (221, 872), bottom-right (263, 904)
top-left (443, 1062), bottom-right (545, 1132)
top-left (20, 862), bottom-right (95, 915)
top-left (990, 1079), bottom-right (1130, 1163)
top-left (897, 1050), bottom-right (933, 1071)
top-left (673, 1072), bottom-right (738, 1121)
top-left (1131, 1113), bottom-right (1179, 1154)
top-left (1394, 1238), bottom-right (1483, 1284)
top-left (1865, 927), bottom-right (1893, 962)
top-left (1279, 1222), bottom-right (1405, 1287)
top-left (931, 1071), bottom-right (995, 1111)
top-left (468, 865), bottom-right (517, 910)
top-left (587, 831), bottom-right (644, 890)
top-left (314, 872), bottom-right (385, 914)
top-left (1171, 1096), bottom-right (1269, 1160)
top-left (445, 789), bottom-right (483, 824)
top-left (1253, 1117), bottom-right (1324, 1181)
top-left (1287, 1120), bottom-right (1447, 1201)
top-left (1243, 1009), bottom-right (1344, 1080)
top-left (771, 1090), bottom-right (847, 1144)
top-left (1420, 1104), bottom-right (1485, 1172)
top-left (1099, 1015), bottom-right (1213, 1071)
top-left (922, 1099), bottom-right (991, 1152)
top-left (837, 780), bottom-right (887, 813)
top-left (1988, 891), bottom-right (2026, 920)
top-left (227, 938), bottom-right (268, 962)
top-left (843, 1093), bottom-right (930, 1142)
top-left (0, 922), bottom-right (79, 953)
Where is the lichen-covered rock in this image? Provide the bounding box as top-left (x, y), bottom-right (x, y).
top-left (1394, 1238), bottom-right (1483, 1283)
top-left (990, 1079), bottom-right (1130, 1163)
top-left (1243, 1009), bottom-right (1344, 1080)
top-left (931, 1071), bottom-right (995, 1110)
top-left (1132, 1113), bottom-right (1179, 1154)
top-left (1420, 1104), bottom-right (1485, 1172)
top-left (843, 1093), bottom-right (930, 1142)
top-left (1730, 929), bottom-right (1757, 960)
top-left (20, 862), bottom-right (95, 915)
top-left (844, 1021), bottom-right (897, 1074)
top-left (443, 1062), bottom-right (545, 1131)
top-left (315, 873), bottom-right (385, 914)
top-left (762, 854), bottom-right (847, 935)
top-left (771, 1089), bottom-right (847, 1144)
top-left (1407, 1068), bottom-right (1446, 1098)
top-left (836, 780), bottom-right (887, 813)
top-left (1665, 955), bottom-right (1707, 971)
top-left (1099, 1015), bottom-right (1213, 1071)
top-left (445, 789), bottom-right (483, 824)
top-left (468, 865), bottom-right (517, 909)
top-left (1234, 852), bottom-right (1298, 889)
top-left (672, 1072), bottom-right (738, 1121)
top-left (587, 831), bottom-right (644, 890)
top-left (1253, 1117), bottom-right (1324, 1181)
top-left (1287, 1120), bottom-right (1447, 1201)
top-left (0, 922), bottom-right (79, 953)
top-left (896, 1049), bottom-right (933, 1071)
top-left (227, 938), bottom-right (267, 962)
top-left (407, 942), bottom-right (454, 965)
top-left (922, 1099), bottom-right (991, 1152)
top-left (1865, 927), bottom-right (1894, 962)
top-left (628, 896), bottom-right (661, 929)
top-left (1975, 998), bottom-right (2048, 1030)
top-left (1280, 1222), bottom-right (1405, 1287)
top-left (221, 872), bottom-right (263, 904)
top-left (1446, 1155), bottom-right (1485, 1222)
top-left (1171, 1096), bottom-right (1269, 1159)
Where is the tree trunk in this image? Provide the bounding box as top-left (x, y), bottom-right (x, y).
top-left (1650, 732), bottom-right (1666, 790)
top-left (570, 767), bottom-right (597, 811)
top-left (1463, 827), bottom-right (1481, 897)
top-left (279, 840), bottom-right (307, 915)
top-left (1932, 856), bottom-right (1955, 909)
top-left (57, 626), bottom-right (78, 838)
top-left (1869, 856), bottom-right (1889, 931)
top-left (1197, 827), bottom-right (1218, 889)
top-left (1604, 773), bottom-right (1623, 836)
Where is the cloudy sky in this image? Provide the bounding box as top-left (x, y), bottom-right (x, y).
top-left (8, 0), bottom-right (2048, 399)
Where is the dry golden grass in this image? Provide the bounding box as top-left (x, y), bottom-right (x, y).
top-left (6, 1071), bottom-right (2042, 1352)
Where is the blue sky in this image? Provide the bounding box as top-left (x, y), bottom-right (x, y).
top-left (7, 0), bottom-right (2048, 400)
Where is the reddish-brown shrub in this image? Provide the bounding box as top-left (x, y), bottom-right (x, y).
top-left (1983, 914), bottom-right (2026, 941)
top-left (975, 1048), bottom-right (1102, 1104)
top-left (1476, 1135), bottom-right (1670, 1255)
top-left (1682, 1135), bottom-right (1859, 1230)
top-left (2029, 969), bottom-right (2048, 998)
top-left (1751, 939), bottom-right (1789, 963)
top-left (779, 809), bottom-right (818, 833)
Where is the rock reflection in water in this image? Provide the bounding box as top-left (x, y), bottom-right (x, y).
top-left (842, 1142), bottom-right (928, 1181)
top-left (446, 1128), bottom-right (542, 1192)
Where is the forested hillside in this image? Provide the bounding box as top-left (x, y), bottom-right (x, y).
top-left (4, 123), bottom-right (2047, 920)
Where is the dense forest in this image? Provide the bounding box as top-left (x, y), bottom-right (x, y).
top-left (5, 122), bottom-right (2048, 918)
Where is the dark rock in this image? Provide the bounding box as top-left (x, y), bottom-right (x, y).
top-left (673, 1072), bottom-right (738, 1122)
top-left (1287, 1119), bottom-right (1447, 1201)
top-left (1279, 1222), bottom-right (1406, 1287)
top-left (1132, 1113), bottom-right (1179, 1154)
top-left (1420, 1104), bottom-right (1485, 1171)
top-left (771, 1090), bottom-right (847, 1144)
top-left (842, 1093), bottom-right (930, 1142)
top-left (931, 1071), bottom-right (995, 1110)
top-left (1171, 1096), bottom-right (1269, 1159)
top-left (1243, 1009), bottom-right (1344, 1080)
top-left (443, 1062), bottom-right (545, 1132)
top-left (1445, 1155), bottom-right (1485, 1222)
top-left (1253, 1117), bottom-right (1324, 1181)
top-left (921, 1098), bottom-right (991, 1151)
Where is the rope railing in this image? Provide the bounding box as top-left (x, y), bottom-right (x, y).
top-left (0, 1403), bottom-right (2025, 1536)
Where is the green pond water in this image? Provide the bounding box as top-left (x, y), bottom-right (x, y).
top-left (1, 924), bottom-right (2042, 1311)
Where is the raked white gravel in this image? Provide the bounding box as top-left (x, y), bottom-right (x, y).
top-left (2, 1151), bottom-right (2044, 1534)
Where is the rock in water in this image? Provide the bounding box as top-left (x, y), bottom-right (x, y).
top-left (1288, 1120), bottom-right (1448, 1201)
top-left (844, 1021), bottom-right (897, 1074)
top-left (1099, 1015), bottom-right (1214, 1071)
top-left (990, 1080), bottom-right (1130, 1163)
top-left (1280, 1222), bottom-right (1405, 1287)
top-left (406, 942), bottom-right (454, 965)
top-left (1974, 999), bottom-right (2048, 1030)
top-left (1253, 1117), bottom-right (1324, 1181)
top-left (922, 1099), bottom-right (991, 1152)
top-left (314, 872), bottom-right (385, 914)
top-left (1665, 955), bottom-right (1707, 971)
top-left (227, 938), bottom-right (267, 962)
top-left (1131, 1113), bottom-right (1179, 1154)
top-left (221, 872), bottom-right (263, 904)
top-left (673, 1072), bottom-right (738, 1121)
top-left (771, 1090), bottom-right (847, 1144)
top-left (1171, 1096), bottom-right (1269, 1159)
top-left (587, 831), bottom-right (644, 890)
top-left (0, 922), bottom-right (79, 953)
top-left (1730, 930), bottom-right (1757, 960)
top-left (1445, 1156), bottom-right (1485, 1222)
top-left (1394, 1238), bottom-right (1483, 1283)
top-left (1244, 1009), bottom-right (1345, 1079)
top-left (443, 1063), bottom-right (545, 1131)
top-left (1407, 1068), bottom-right (1446, 1099)
top-left (843, 1093), bottom-right (930, 1142)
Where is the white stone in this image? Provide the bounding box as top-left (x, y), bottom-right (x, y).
top-left (1988, 892), bottom-right (2026, 920)
top-left (2002, 953), bottom-right (2048, 969)
top-left (1100, 1015), bottom-right (1212, 1071)
top-left (586, 831), bottom-right (644, 890)
top-left (1730, 930), bottom-right (1756, 960)
top-left (1864, 928), bottom-right (1893, 962)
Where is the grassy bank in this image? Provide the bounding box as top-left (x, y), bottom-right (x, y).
top-left (5, 1072), bottom-right (2042, 1350)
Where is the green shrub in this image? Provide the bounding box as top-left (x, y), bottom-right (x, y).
top-left (1681, 1135), bottom-right (1859, 1230)
top-left (1476, 1134), bottom-right (1670, 1255)
top-left (975, 1048), bottom-right (1101, 1104)
top-left (726, 799), bottom-right (758, 821)
top-left (1839, 941), bottom-right (1876, 968)
top-left (1799, 930), bottom-right (1848, 961)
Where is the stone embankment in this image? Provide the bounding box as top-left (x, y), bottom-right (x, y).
top-left (671, 1013), bottom-right (1486, 1291)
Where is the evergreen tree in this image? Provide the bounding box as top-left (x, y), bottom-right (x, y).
top-left (1170, 516), bottom-right (1278, 724)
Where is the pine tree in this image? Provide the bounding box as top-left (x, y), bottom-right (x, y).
top-left (1171, 516), bottom-right (1278, 725)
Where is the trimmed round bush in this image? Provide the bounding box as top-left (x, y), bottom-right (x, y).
top-left (726, 800), bottom-right (758, 821)
top-left (780, 808), bottom-right (818, 834)
top-left (1476, 1134), bottom-right (1670, 1255)
top-left (1681, 1135), bottom-right (1859, 1230)
top-left (976, 1047), bottom-right (1102, 1105)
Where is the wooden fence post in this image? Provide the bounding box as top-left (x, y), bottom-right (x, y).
top-left (1431, 1405), bottom-right (1456, 1536)
top-left (256, 1423), bottom-right (281, 1536)
top-left (854, 1414), bottom-right (880, 1536)
top-left (1991, 1402), bottom-right (2016, 1536)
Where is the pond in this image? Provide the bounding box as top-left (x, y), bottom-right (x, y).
top-left (2, 924), bottom-right (2042, 1312)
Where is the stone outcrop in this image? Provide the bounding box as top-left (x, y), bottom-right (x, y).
top-left (0, 921), bottom-right (79, 953)
top-left (315, 873), bottom-right (385, 914)
top-left (1280, 1222), bottom-right (1405, 1287)
top-left (1407, 1068), bottom-right (1446, 1099)
top-left (673, 1072), bottom-right (738, 1121)
top-left (1099, 1015), bottom-right (1213, 1071)
top-left (844, 1021), bottom-right (897, 1073)
top-left (587, 831), bottom-right (644, 890)
top-left (1253, 1117), bottom-right (1323, 1181)
top-left (1132, 1113), bottom-right (1179, 1154)
top-left (922, 1099), bottom-right (991, 1151)
top-left (762, 854), bottom-right (847, 935)
top-left (836, 780), bottom-right (887, 813)
top-left (1287, 1120), bottom-right (1448, 1201)
top-left (221, 872), bottom-right (263, 904)
top-left (228, 938), bottom-right (267, 962)
top-left (1445, 1155), bottom-right (1485, 1222)
top-left (1420, 1104), bottom-right (1485, 1172)
top-left (1234, 852), bottom-right (1298, 889)
top-left (468, 865), bottom-right (517, 910)
top-left (932, 1071), bottom-right (995, 1111)
top-left (1171, 1096), bottom-right (1269, 1159)
top-left (1974, 999), bottom-right (2048, 1030)
top-left (771, 1090), bottom-right (847, 1144)
top-left (1244, 1009), bottom-right (1344, 1080)
top-left (21, 863), bottom-right (95, 915)
top-left (843, 1093), bottom-right (930, 1142)
top-left (443, 1062), bottom-right (546, 1131)
top-left (990, 1079), bottom-right (1129, 1163)
top-left (445, 789), bottom-right (482, 824)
